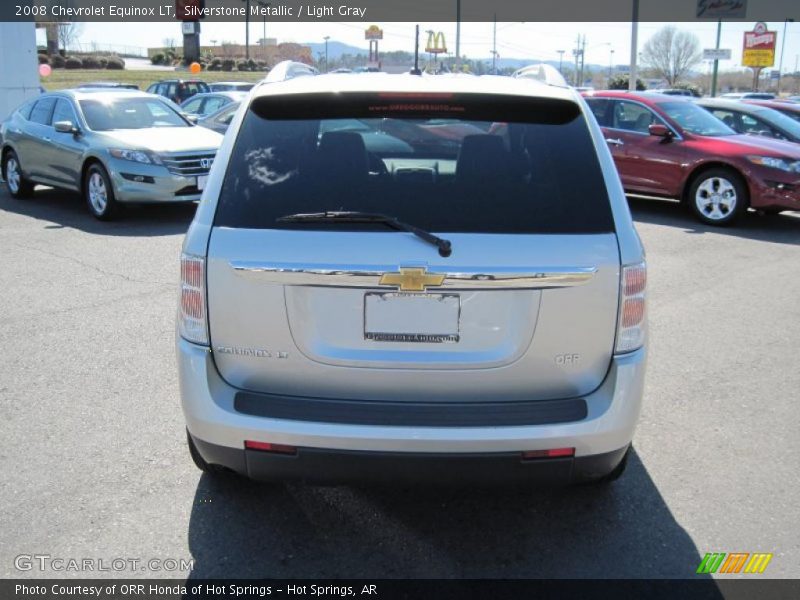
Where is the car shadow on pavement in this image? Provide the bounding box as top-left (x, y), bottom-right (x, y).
top-left (0, 186), bottom-right (196, 236)
top-left (185, 449), bottom-right (720, 587)
top-left (628, 197), bottom-right (800, 246)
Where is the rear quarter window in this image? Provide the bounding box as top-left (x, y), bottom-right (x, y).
top-left (213, 92), bottom-right (615, 234)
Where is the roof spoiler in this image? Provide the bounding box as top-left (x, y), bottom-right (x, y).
top-left (264, 61), bottom-right (320, 83)
top-left (512, 64), bottom-right (568, 88)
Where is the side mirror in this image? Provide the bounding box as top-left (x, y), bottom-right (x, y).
top-left (54, 120), bottom-right (78, 134)
top-left (648, 123), bottom-right (672, 138)
top-left (184, 113), bottom-right (199, 124)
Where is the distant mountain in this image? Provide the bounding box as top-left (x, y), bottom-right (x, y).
top-left (304, 41), bottom-right (367, 60)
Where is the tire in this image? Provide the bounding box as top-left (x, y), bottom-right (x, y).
top-left (2, 150), bottom-right (35, 198)
top-left (187, 429), bottom-right (217, 474)
top-left (583, 445), bottom-right (631, 486)
top-left (83, 163), bottom-right (119, 220)
top-left (187, 430), bottom-right (232, 479)
top-left (687, 168), bottom-right (747, 226)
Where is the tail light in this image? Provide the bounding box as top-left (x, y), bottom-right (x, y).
top-left (615, 262), bottom-right (646, 354)
top-left (179, 253), bottom-right (208, 345)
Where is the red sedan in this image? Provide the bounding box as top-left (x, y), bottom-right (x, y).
top-left (583, 91), bottom-right (800, 225)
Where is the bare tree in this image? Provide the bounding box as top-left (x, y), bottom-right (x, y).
top-left (641, 26), bottom-right (702, 86)
top-left (56, 21), bottom-right (84, 54)
top-left (162, 38), bottom-right (177, 51)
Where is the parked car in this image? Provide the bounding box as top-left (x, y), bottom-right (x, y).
top-left (744, 99), bottom-right (800, 124)
top-left (197, 102), bottom-right (241, 134)
top-left (208, 82), bottom-right (255, 92)
top-left (648, 89), bottom-right (698, 97)
top-left (1, 89), bottom-right (223, 219)
top-left (696, 98), bottom-right (800, 143)
top-left (77, 82), bottom-right (139, 90)
top-left (583, 91), bottom-right (800, 224)
top-left (180, 92), bottom-right (247, 118)
top-left (720, 92), bottom-right (775, 100)
top-left (146, 79), bottom-right (210, 104)
top-left (178, 72), bottom-right (648, 486)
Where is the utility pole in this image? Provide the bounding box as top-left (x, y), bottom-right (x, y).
top-left (412, 24), bottom-right (421, 75)
top-left (573, 34), bottom-right (581, 86)
top-left (557, 49), bottom-right (565, 74)
top-left (323, 36), bottom-right (330, 72)
top-left (629, 0), bottom-right (639, 91)
top-left (579, 35), bottom-right (586, 85)
top-left (710, 19), bottom-right (722, 97)
top-left (777, 18), bottom-right (794, 94)
top-left (492, 13), bottom-right (497, 74)
top-left (257, 1), bottom-right (270, 62)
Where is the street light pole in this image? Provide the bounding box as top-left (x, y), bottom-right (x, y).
top-left (777, 18), bottom-right (794, 94)
top-left (609, 48), bottom-right (614, 81)
top-left (557, 49), bottom-right (564, 74)
top-left (323, 35), bottom-right (330, 72)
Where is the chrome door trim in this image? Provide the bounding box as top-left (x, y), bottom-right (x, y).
top-left (229, 261), bottom-right (598, 290)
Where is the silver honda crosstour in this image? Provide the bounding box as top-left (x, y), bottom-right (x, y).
top-left (1, 89), bottom-right (223, 219)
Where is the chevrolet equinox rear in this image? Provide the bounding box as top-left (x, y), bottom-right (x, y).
top-left (177, 72), bottom-right (647, 485)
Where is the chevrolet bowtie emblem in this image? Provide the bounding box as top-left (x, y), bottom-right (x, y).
top-left (379, 267), bottom-right (446, 292)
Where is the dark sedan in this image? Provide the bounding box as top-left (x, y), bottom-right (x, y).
top-left (696, 98), bottom-right (800, 144)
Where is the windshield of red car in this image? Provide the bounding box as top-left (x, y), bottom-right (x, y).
top-left (658, 101), bottom-right (736, 137)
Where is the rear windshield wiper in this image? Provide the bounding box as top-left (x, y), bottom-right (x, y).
top-left (277, 211), bottom-right (452, 257)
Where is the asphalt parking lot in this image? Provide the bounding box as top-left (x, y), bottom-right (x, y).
top-left (1, 187), bottom-right (799, 580)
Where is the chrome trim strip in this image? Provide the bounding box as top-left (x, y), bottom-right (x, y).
top-left (230, 261), bottom-right (597, 290)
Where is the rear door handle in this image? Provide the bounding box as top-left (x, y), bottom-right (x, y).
top-left (42, 137), bottom-right (52, 142)
top-left (606, 138), bottom-right (624, 146)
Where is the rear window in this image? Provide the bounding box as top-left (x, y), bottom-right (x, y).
top-left (214, 93), bottom-right (614, 234)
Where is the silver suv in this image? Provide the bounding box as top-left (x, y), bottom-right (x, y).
top-left (177, 72), bottom-right (647, 485)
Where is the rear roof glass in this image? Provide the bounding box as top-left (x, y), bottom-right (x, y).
top-left (213, 92), bottom-right (615, 234)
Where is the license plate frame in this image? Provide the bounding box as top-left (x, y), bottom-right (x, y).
top-left (364, 292), bottom-right (460, 343)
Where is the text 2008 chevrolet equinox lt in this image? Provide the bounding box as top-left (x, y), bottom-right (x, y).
top-left (177, 71), bottom-right (647, 485)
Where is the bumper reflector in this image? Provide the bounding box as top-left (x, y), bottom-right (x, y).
top-left (521, 447), bottom-right (575, 460)
top-left (245, 440), bottom-right (297, 455)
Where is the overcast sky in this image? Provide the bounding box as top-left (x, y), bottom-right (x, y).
top-left (43, 21), bottom-right (800, 71)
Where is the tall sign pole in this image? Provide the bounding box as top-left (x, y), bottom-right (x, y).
top-left (455, 0), bottom-right (461, 72)
top-left (710, 20), bottom-right (722, 96)
top-left (628, 0), bottom-right (638, 91)
top-left (742, 22), bottom-right (777, 92)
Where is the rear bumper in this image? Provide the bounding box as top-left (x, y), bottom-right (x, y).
top-left (178, 337), bottom-right (646, 482)
top-left (192, 434), bottom-right (630, 484)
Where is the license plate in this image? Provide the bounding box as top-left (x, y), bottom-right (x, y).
top-left (364, 293), bottom-right (460, 343)
top-left (197, 175), bottom-right (208, 191)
